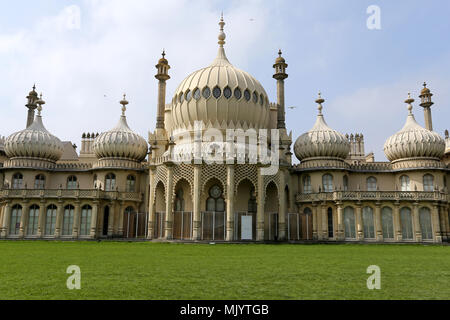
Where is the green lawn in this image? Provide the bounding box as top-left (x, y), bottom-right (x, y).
top-left (0, 241), bottom-right (449, 300)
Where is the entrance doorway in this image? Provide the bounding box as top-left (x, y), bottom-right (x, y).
top-left (102, 206), bottom-right (110, 236)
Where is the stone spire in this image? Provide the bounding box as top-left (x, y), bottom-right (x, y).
top-left (419, 82), bottom-right (434, 131)
top-left (273, 50), bottom-right (288, 129)
top-left (25, 84), bottom-right (39, 128)
top-left (155, 50), bottom-right (170, 129)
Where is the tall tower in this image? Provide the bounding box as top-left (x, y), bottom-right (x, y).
top-left (419, 82), bottom-right (434, 131)
top-left (273, 50), bottom-right (288, 129)
top-left (25, 85), bottom-right (39, 128)
top-left (155, 50), bottom-right (170, 129)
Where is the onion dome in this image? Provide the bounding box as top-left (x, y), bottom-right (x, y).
top-left (384, 94), bottom-right (445, 162)
top-left (170, 16), bottom-right (270, 132)
top-left (294, 93), bottom-right (350, 162)
top-left (275, 50), bottom-right (286, 64)
top-left (5, 97), bottom-right (64, 162)
top-left (93, 95), bottom-right (148, 162)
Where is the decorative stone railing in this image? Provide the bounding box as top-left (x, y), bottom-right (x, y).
top-left (0, 189), bottom-right (143, 202)
top-left (296, 191), bottom-right (448, 203)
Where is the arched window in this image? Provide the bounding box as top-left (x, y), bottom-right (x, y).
top-left (367, 177), bottom-right (377, 192)
top-left (126, 175), bottom-right (136, 192)
top-left (213, 87), bottom-right (222, 99)
top-left (175, 189), bottom-right (185, 212)
top-left (45, 205), bottom-right (57, 236)
top-left (423, 174), bottom-right (434, 192)
top-left (62, 205), bottom-right (75, 236)
top-left (344, 207), bottom-right (356, 239)
top-left (362, 206), bottom-right (375, 239)
top-left (244, 89), bottom-right (251, 102)
top-left (185, 90), bottom-right (192, 102)
top-left (193, 88), bottom-right (201, 100)
top-left (248, 187), bottom-right (257, 213)
top-left (303, 175), bottom-right (312, 194)
top-left (9, 204), bottom-right (22, 235)
top-left (80, 205), bottom-right (92, 236)
top-left (34, 174), bottom-right (45, 189)
top-left (400, 175), bottom-right (410, 191)
top-left (27, 205), bottom-right (40, 236)
top-left (223, 86), bottom-right (232, 99)
top-left (327, 208), bottom-right (334, 238)
top-left (322, 174), bottom-right (333, 193)
top-left (419, 207), bottom-right (433, 240)
top-left (67, 176), bottom-right (77, 190)
top-left (400, 207), bottom-right (413, 240)
top-left (381, 207), bottom-right (394, 239)
top-left (105, 173), bottom-right (116, 191)
top-left (253, 92), bottom-right (258, 104)
top-left (206, 185), bottom-right (225, 212)
top-left (12, 173), bottom-right (23, 189)
top-left (343, 175), bottom-right (349, 191)
top-left (202, 87), bottom-right (211, 99)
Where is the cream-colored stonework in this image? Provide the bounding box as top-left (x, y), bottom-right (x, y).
top-left (0, 17), bottom-right (448, 243)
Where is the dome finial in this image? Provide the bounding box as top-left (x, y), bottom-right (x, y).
top-left (36, 93), bottom-right (45, 116)
top-left (120, 94), bottom-right (129, 116)
top-left (218, 14), bottom-right (226, 47)
top-left (405, 92), bottom-right (414, 115)
top-left (316, 91), bottom-right (325, 115)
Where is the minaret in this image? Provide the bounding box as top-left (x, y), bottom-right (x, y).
top-left (419, 82), bottom-right (434, 131)
top-left (155, 50), bottom-right (170, 129)
top-left (25, 85), bottom-right (39, 128)
top-left (273, 50), bottom-right (288, 129)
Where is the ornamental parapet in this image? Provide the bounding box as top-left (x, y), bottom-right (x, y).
top-left (296, 191), bottom-right (448, 204)
top-left (0, 189), bottom-right (143, 202)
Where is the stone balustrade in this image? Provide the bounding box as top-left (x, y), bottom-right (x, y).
top-left (0, 189), bottom-right (143, 202)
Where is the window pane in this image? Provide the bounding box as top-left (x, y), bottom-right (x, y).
top-left (344, 207), bottom-right (356, 239)
top-left (362, 207), bottom-right (375, 239)
top-left (381, 207), bottom-right (394, 239)
top-left (419, 208), bottom-right (433, 240)
top-left (401, 208), bottom-right (413, 240)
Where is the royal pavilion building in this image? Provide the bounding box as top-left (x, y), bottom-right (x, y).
top-left (0, 17), bottom-right (449, 243)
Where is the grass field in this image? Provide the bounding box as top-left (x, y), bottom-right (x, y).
top-left (0, 241), bottom-right (449, 300)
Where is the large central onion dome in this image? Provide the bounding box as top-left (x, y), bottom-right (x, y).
top-left (169, 16), bottom-right (270, 133)
top-left (93, 96), bottom-right (148, 162)
top-left (384, 94), bottom-right (445, 162)
top-left (294, 94), bottom-right (350, 162)
top-left (5, 102), bottom-right (64, 163)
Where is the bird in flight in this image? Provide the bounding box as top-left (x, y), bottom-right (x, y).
top-left (288, 106), bottom-right (297, 110)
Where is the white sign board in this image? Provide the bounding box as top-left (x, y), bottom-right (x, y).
top-left (241, 216), bottom-right (253, 240)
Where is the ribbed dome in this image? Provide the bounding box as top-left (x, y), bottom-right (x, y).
top-left (169, 18), bottom-right (270, 132)
top-left (93, 104), bottom-right (148, 162)
top-left (294, 99), bottom-right (350, 162)
top-left (384, 106), bottom-right (445, 162)
top-left (5, 109), bottom-right (64, 162)
top-left (446, 137), bottom-right (450, 155)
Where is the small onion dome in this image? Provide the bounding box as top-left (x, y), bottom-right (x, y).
top-left (420, 82), bottom-right (431, 95)
top-left (294, 93), bottom-right (350, 162)
top-left (93, 95), bottom-right (148, 162)
top-left (5, 104), bottom-right (64, 162)
top-left (275, 50), bottom-right (286, 64)
top-left (384, 94), bottom-right (445, 162)
top-left (158, 50), bottom-right (168, 65)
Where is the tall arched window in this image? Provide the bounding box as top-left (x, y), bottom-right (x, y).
top-left (419, 207), bottom-right (433, 240)
top-left (34, 174), bottom-right (45, 189)
top-left (344, 207), bottom-right (356, 239)
top-left (105, 173), bottom-right (116, 191)
top-left (12, 173), bottom-right (23, 189)
top-left (400, 175), bottom-right (410, 191)
top-left (27, 205), bottom-right (40, 236)
top-left (45, 205), bottom-right (57, 236)
top-left (322, 174), bottom-right (333, 193)
top-left (367, 177), bottom-right (377, 192)
top-left (126, 175), bottom-right (136, 192)
top-left (362, 206), bottom-right (375, 239)
top-left (400, 207), bottom-right (413, 240)
top-left (423, 174), bottom-right (434, 192)
top-left (80, 205), bottom-right (92, 236)
top-left (381, 207), bottom-right (394, 239)
top-left (206, 185), bottom-right (225, 212)
top-left (67, 176), bottom-right (77, 190)
top-left (343, 175), bottom-right (349, 191)
top-left (175, 189), bottom-right (185, 212)
top-left (248, 187), bottom-right (257, 213)
top-left (9, 204), bottom-right (22, 235)
top-left (303, 175), bottom-right (312, 194)
top-left (327, 208), bottom-right (334, 238)
top-left (62, 205), bottom-right (75, 236)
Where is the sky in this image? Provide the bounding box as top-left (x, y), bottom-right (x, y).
top-left (0, 0), bottom-right (449, 161)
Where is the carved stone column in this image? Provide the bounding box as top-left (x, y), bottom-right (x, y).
top-left (321, 203), bottom-right (328, 240)
top-left (278, 170), bottom-right (286, 241)
top-left (90, 201), bottom-right (99, 239)
top-left (147, 167), bottom-right (156, 240)
top-left (1, 202), bottom-right (11, 238)
top-left (226, 165), bottom-right (235, 241)
top-left (336, 203), bottom-right (344, 241)
top-left (375, 203), bottom-right (383, 242)
top-left (312, 204), bottom-right (318, 240)
top-left (356, 204), bottom-right (363, 241)
top-left (19, 202), bottom-right (29, 239)
top-left (108, 201), bottom-right (115, 237)
top-left (192, 165), bottom-right (202, 240)
top-left (256, 167), bottom-right (265, 241)
top-left (394, 203), bottom-right (402, 242)
top-left (55, 200), bottom-right (64, 238)
top-left (37, 200), bottom-right (46, 238)
top-left (118, 201), bottom-right (125, 237)
top-left (164, 164), bottom-right (174, 240)
top-left (413, 203), bottom-right (422, 242)
top-left (72, 201), bottom-right (81, 239)
top-left (432, 203), bottom-right (442, 243)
